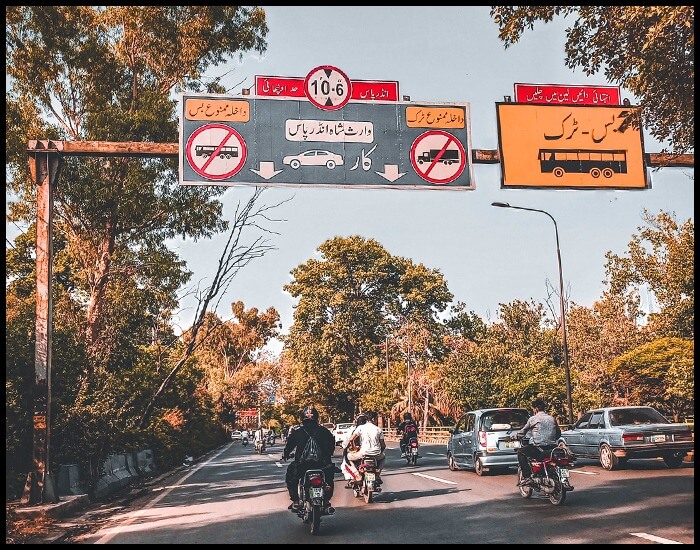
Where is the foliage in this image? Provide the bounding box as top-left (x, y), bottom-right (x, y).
top-left (604, 210), bottom-right (694, 339)
top-left (490, 6), bottom-right (694, 156)
top-left (566, 292), bottom-right (649, 413)
top-left (608, 337), bottom-right (694, 421)
top-left (283, 236), bottom-right (452, 421)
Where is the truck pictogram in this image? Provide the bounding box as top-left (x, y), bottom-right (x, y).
top-left (417, 149), bottom-right (460, 165)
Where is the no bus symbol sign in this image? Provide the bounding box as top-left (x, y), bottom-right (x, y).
top-left (410, 130), bottom-right (467, 185)
top-left (185, 123), bottom-right (248, 180)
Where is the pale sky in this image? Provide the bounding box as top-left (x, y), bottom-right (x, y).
top-left (11, 7), bottom-right (694, 354)
top-left (171, 7), bottom-right (694, 353)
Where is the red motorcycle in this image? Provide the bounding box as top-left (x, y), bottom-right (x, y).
top-left (503, 435), bottom-right (575, 506)
top-left (404, 437), bottom-right (420, 465)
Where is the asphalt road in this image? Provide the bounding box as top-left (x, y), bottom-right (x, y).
top-left (73, 440), bottom-right (694, 544)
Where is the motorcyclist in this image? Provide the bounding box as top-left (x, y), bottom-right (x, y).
top-left (345, 411), bottom-right (386, 487)
top-left (254, 425), bottom-right (266, 450)
top-left (282, 406), bottom-right (336, 512)
top-left (516, 398), bottom-right (561, 486)
top-left (397, 412), bottom-right (419, 458)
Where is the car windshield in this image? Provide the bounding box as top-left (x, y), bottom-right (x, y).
top-left (608, 407), bottom-right (670, 426)
top-left (480, 410), bottom-right (529, 430)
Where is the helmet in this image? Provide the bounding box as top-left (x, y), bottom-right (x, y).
top-left (301, 405), bottom-right (319, 423)
top-left (356, 411), bottom-right (369, 425)
top-left (404, 412), bottom-right (412, 421)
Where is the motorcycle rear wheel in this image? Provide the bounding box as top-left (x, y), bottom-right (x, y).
top-left (411, 454), bottom-right (417, 465)
top-left (549, 480), bottom-right (567, 506)
top-left (310, 504), bottom-right (321, 535)
top-left (364, 486), bottom-right (373, 504)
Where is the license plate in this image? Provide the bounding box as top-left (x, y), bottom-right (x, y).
top-left (505, 441), bottom-right (520, 449)
top-left (364, 473), bottom-right (375, 481)
top-left (310, 487), bottom-right (323, 498)
top-left (411, 448), bottom-right (418, 454)
top-left (557, 467), bottom-right (570, 480)
top-left (651, 434), bottom-right (666, 443)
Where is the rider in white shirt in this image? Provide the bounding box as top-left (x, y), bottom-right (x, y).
top-left (345, 411), bottom-right (386, 485)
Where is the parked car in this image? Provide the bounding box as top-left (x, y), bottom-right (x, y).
top-left (447, 408), bottom-right (530, 476)
top-left (332, 422), bottom-right (355, 446)
top-left (558, 406), bottom-right (693, 470)
top-left (231, 430), bottom-right (243, 441)
top-left (282, 149), bottom-right (344, 170)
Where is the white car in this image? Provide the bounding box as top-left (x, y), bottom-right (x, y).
top-left (283, 149), bottom-right (344, 170)
top-left (332, 422), bottom-right (355, 447)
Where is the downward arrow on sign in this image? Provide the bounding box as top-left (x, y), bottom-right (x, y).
top-left (375, 164), bottom-right (406, 182)
top-left (250, 161), bottom-right (284, 180)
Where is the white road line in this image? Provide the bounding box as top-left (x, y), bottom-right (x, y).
top-left (94, 443), bottom-right (234, 544)
top-left (570, 469), bottom-right (598, 475)
top-left (630, 533), bottom-right (683, 544)
top-left (412, 472), bottom-right (457, 485)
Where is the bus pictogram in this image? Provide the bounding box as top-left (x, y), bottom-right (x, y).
top-left (195, 145), bottom-right (238, 159)
top-left (539, 149), bottom-right (627, 179)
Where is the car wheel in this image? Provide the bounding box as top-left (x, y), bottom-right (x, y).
top-left (290, 159), bottom-right (301, 170)
top-left (663, 453), bottom-right (685, 468)
top-left (599, 443), bottom-right (619, 470)
top-left (448, 453), bottom-right (459, 471)
top-left (474, 457), bottom-right (486, 476)
top-left (326, 160), bottom-right (336, 169)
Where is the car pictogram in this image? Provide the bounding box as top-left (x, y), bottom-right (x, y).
top-left (282, 149), bottom-right (344, 170)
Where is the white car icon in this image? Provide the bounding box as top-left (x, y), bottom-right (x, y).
top-left (283, 149), bottom-right (344, 170)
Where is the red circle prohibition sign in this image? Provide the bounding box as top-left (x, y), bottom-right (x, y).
top-left (410, 130), bottom-right (466, 185)
top-left (185, 123), bottom-right (247, 180)
top-left (304, 65), bottom-right (352, 111)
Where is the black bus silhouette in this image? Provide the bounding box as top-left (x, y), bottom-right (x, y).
top-left (539, 149), bottom-right (627, 178)
top-left (195, 145), bottom-right (238, 159)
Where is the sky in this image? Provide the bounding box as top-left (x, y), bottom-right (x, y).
top-left (11, 7), bottom-right (694, 354)
top-left (169, 6), bottom-right (694, 353)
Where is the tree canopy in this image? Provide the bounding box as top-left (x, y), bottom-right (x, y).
top-left (490, 6), bottom-right (694, 155)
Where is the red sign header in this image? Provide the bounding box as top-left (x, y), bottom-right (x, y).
top-left (256, 75), bottom-right (399, 102)
top-left (514, 83), bottom-right (621, 106)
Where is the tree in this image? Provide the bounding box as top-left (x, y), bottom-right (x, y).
top-left (608, 337), bottom-right (693, 421)
top-left (604, 210), bottom-right (694, 339)
top-left (282, 236), bottom-right (452, 420)
top-left (566, 292), bottom-right (648, 414)
top-left (6, 6), bottom-right (269, 360)
top-left (491, 6), bottom-right (694, 156)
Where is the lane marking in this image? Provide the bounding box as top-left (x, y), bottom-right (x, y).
top-left (412, 472), bottom-right (457, 485)
top-left (630, 533), bottom-right (683, 544)
top-left (570, 469), bottom-right (598, 475)
top-left (93, 443), bottom-right (234, 544)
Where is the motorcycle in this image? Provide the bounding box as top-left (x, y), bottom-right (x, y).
top-left (404, 437), bottom-right (420, 465)
top-left (343, 447), bottom-right (381, 504)
top-left (255, 437), bottom-right (266, 454)
top-left (267, 432), bottom-right (276, 446)
top-left (241, 436), bottom-right (249, 447)
top-left (503, 435), bottom-right (575, 506)
top-left (284, 452), bottom-right (335, 536)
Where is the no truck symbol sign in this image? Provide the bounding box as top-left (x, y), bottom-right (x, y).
top-left (410, 130), bottom-right (467, 185)
top-left (185, 123), bottom-right (247, 180)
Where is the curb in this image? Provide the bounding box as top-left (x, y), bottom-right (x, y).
top-left (12, 494), bottom-right (91, 521)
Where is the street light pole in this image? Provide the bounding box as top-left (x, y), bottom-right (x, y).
top-left (491, 201), bottom-right (575, 427)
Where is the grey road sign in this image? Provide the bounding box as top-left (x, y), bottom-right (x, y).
top-left (179, 94), bottom-right (474, 190)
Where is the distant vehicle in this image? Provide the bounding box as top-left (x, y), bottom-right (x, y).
top-left (332, 423), bottom-right (355, 446)
top-left (195, 145), bottom-right (238, 159)
top-left (231, 430), bottom-right (243, 441)
top-left (417, 149), bottom-right (459, 165)
top-left (283, 149), bottom-right (344, 170)
top-left (447, 408), bottom-right (530, 476)
top-left (558, 406), bottom-right (693, 470)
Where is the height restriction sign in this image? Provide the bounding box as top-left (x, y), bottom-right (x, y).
top-left (185, 123), bottom-right (247, 181)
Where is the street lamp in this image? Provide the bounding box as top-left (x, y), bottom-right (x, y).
top-left (491, 201), bottom-right (574, 427)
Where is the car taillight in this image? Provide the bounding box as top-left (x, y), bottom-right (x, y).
top-left (309, 475), bottom-right (324, 487)
top-left (622, 432), bottom-right (645, 442)
top-left (674, 432), bottom-right (693, 441)
top-left (410, 441), bottom-right (419, 447)
top-left (478, 431), bottom-right (487, 447)
top-left (555, 457), bottom-right (573, 467)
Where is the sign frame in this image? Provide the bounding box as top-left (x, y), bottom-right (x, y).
top-left (179, 92), bottom-right (475, 191)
